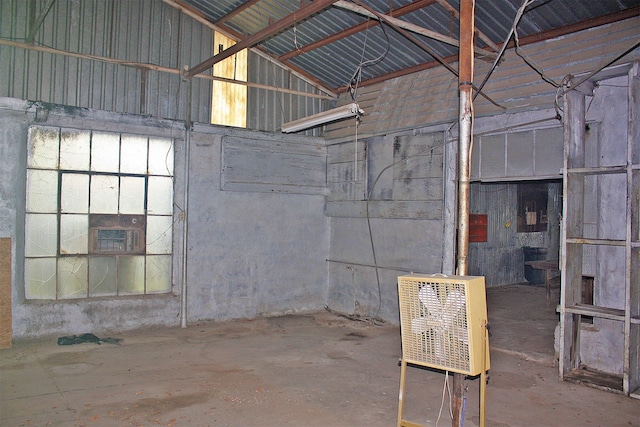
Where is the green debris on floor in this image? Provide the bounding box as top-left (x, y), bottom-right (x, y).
top-left (57, 333), bottom-right (122, 346)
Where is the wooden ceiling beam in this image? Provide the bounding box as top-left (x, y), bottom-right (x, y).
top-left (334, 0), bottom-right (497, 59)
top-left (334, 6), bottom-right (640, 93)
top-left (186, 0), bottom-right (339, 78)
top-left (278, 0), bottom-right (437, 62)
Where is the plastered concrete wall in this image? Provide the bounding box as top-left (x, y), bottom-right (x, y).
top-left (325, 132), bottom-right (451, 323)
top-left (0, 98), bottom-right (329, 339)
top-left (1, 99), bottom-right (186, 338)
top-left (184, 127), bottom-right (329, 321)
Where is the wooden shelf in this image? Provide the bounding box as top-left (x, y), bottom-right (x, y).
top-left (567, 165), bottom-right (627, 175)
top-left (565, 304), bottom-right (625, 321)
top-left (566, 238), bottom-right (625, 246)
top-left (564, 368), bottom-right (623, 393)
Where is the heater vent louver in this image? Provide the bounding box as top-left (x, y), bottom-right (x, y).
top-left (398, 274), bottom-right (489, 376)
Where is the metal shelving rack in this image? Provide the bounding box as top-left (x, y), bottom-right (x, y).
top-left (559, 62), bottom-right (639, 398)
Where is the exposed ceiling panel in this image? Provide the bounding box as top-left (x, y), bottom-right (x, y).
top-left (179, 0), bottom-right (640, 93)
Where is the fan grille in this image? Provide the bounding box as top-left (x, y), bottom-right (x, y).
top-left (398, 275), bottom-right (488, 375)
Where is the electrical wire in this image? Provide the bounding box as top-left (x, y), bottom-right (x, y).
top-left (513, 22), bottom-right (560, 88)
top-left (473, 0), bottom-right (533, 100)
top-left (349, 19), bottom-right (390, 101)
top-left (435, 371), bottom-right (453, 426)
top-left (475, 0), bottom-right (563, 102)
top-left (561, 39), bottom-right (640, 96)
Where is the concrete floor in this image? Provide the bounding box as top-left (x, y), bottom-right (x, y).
top-left (2, 283), bottom-right (639, 427)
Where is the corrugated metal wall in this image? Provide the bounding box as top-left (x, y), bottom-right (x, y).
top-left (247, 53), bottom-right (326, 134)
top-left (468, 182), bottom-right (526, 286)
top-left (0, 0), bottom-right (212, 122)
top-left (0, 0), bottom-right (324, 128)
top-left (325, 16), bottom-right (640, 141)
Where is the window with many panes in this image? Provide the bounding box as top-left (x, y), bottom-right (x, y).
top-left (24, 126), bottom-right (174, 299)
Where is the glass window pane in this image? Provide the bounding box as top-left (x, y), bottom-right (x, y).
top-left (26, 169), bottom-right (58, 213)
top-left (146, 215), bottom-right (172, 254)
top-left (120, 135), bottom-right (148, 174)
top-left (57, 257), bottom-right (88, 299)
top-left (89, 257), bottom-right (117, 297)
top-left (146, 255), bottom-right (171, 293)
top-left (90, 175), bottom-right (119, 214)
top-left (147, 176), bottom-right (173, 215)
top-left (119, 176), bottom-right (145, 214)
top-left (118, 256), bottom-right (145, 295)
top-left (61, 173), bottom-right (89, 213)
top-left (25, 214), bottom-right (58, 257)
top-left (60, 129), bottom-right (90, 170)
top-left (27, 126), bottom-right (59, 169)
top-left (25, 257), bottom-right (57, 299)
top-left (91, 132), bottom-right (120, 173)
top-left (60, 214), bottom-right (88, 254)
top-left (148, 138), bottom-right (174, 176)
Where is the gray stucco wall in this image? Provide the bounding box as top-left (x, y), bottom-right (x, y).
top-left (325, 132), bottom-right (453, 323)
top-left (0, 97), bottom-right (329, 339)
top-left (184, 125), bottom-right (329, 321)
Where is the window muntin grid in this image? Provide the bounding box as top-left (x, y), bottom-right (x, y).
top-left (24, 126), bottom-right (174, 299)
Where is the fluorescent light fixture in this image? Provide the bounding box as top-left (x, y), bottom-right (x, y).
top-left (281, 103), bottom-right (363, 133)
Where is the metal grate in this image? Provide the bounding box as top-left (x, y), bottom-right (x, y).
top-left (398, 274), bottom-right (489, 376)
top-left (91, 229), bottom-right (142, 254)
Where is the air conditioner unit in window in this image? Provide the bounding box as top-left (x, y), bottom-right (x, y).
top-left (397, 274), bottom-right (490, 427)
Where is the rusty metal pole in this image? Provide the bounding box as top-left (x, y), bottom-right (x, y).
top-left (453, 0), bottom-right (475, 426)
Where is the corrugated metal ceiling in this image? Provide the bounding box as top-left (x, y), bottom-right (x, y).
top-left (180, 0), bottom-right (639, 94)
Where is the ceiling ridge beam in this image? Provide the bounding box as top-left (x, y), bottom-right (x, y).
top-left (334, 0), bottom-right (497, 59)
top-left (186, 0), bottom-right (339, 78)
top-left (279, 0), bottom-right (437, 62)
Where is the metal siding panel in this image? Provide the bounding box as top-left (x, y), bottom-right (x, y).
top-left (479, 134), bottom-right (506, 179)
top-left (506, 131), bottom-right (534, 177)
top-left (469, 183), bottom-right (525, 286)
top-left (0, 0), bottom-right (213, 122)
top-left (534, 127), bottom-right (563, 177)
top-left (247, 52), bottom-right (324, 133)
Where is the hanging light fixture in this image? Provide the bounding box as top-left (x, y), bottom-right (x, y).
top-left (281, 103), bottom-right (363, 133)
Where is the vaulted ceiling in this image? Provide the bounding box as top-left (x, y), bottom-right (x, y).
top-left (171, 0), bottom-right (639, 95)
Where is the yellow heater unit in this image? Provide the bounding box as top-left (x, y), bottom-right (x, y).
top-left (398, 274), bottom-right (489, 375)
top-left (397, 274), bottom-right (490, 427)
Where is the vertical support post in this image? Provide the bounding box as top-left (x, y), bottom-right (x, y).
top-left (454, 0), bottom-right (475, 426)
top-left (140, 68), bottom-right (147, 115)
top-left (559, 78), bottom-right (591, 377)
top-left (624, 61), bottom-right (640, 395)
top-left (0, 238), bottom-right (12, 349)
top-left (180, 77), bottom-right (192, 329)
top-left (396, 359), bottom-right (408, 427)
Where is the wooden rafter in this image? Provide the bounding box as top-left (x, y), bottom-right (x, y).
top-left (334, 0), bottom-right (497, 59)
top-left (279, 0), bottom-right (437, 62)
top-left (334, 6), bottom-right (640, 93)
top-left (186, 0), bottom-right (339, 78)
